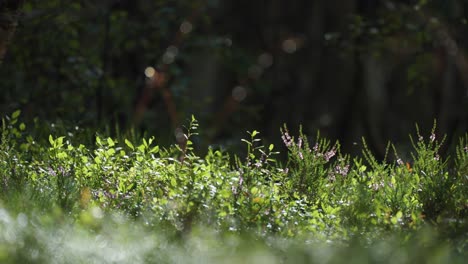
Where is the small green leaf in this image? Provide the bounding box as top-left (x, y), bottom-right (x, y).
top-left (359, 165), bottom-right (367, 172)
top-left (49, 135), bottom-right (54, 146)
top-left (150, 146), bottom-right (160, 154)
top-left (107, 138), bottom-right (115, 147)
top-left (269, 144), bottom-right (274, 151)
top-left (251, 187), bottom-right (259, 195)
top-left (125, 139), bottom-right (134, 150)
top-left (396, 211), bottom-right (403, 219)
top-left (19, 123), bottom-right (26, 131)
top-left (57, 152), bottom-right (68, 159)
top-left (241, 139), bottom-right (252, 145)
top-left (12, 110), bottom-right (21, 119)
top-left (137, 145), bottom-right (145, 152)
top-left (57, 136), bottom-right (64, 146)
top-left (251, 130), bottom-right (259, 137)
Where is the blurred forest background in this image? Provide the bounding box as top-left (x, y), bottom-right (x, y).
top-left (1, 0), bottom-right (468, 158)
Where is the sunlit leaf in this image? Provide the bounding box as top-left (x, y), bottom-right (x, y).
top-left (125, 139), bottom-right (134, 150)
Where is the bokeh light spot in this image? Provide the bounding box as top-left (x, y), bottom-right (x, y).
top-left (248, 65), bottom-right (263, 79)
top-left (232, 86), bottom-right (247, 102)
top-left (282, 39), bottom-right (297, 54)
top-left (163, 46), bottom-right (179, 64)
top-left (144, 66), bottom-right (156, 78)
top-left (258, 53), bottom-right (273, 68)
top-left (167, 45), bottom-right (179, 55)
top-left (224, 38), bottom-right (232, 47)
top-left (180, 21), bottom-right (193, 34)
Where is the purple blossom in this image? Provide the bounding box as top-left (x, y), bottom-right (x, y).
top-left (335, 164), bottom-right (349, 176)
top-left (231, 185), bottom-right (237, 195)
top-left (324, 148), bottom-right (336, 162)
top-left (464, 146), bottom-right (468, 153)
top-left (298, 137), bottom-right (303, 149)
top-left (419, 135), bottom-right (423, 142)
top-left (397, 158), bottom-right (404, 166)
top-left (313, 143), bottom-right (319, 152)
top-left (434, 154), bottom-right (440, 161)
top-left (430, 133), bottom-right (436, 142)
top-left (281, 131), bottom-right (294, 147)
top-left (371, 182), bottom-right (385, 191)
top-left (298, 151), bottom-right (303, 160)
top-left (47, 167), bottom-right (56, 177)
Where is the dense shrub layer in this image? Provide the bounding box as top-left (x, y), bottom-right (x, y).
top-left (0, 111), bottom-right (466, 263)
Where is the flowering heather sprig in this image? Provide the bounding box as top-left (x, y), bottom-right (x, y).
top-left (329, 164), bottom-right (349, 181)
top-left (255, 161), bottom-right (262, 168)
top-left (430, 133), bottom-right (436, 142)
top-left (396, 158), bottom-right (404, 166)
top-left (371, 181), bottom-right (385, 191)
top-left (313, 143), bottom-right (319, 152)
top-left (298, 137), bottom-right (303, 149)
top-left (335, 164), bottom-right (350, 177)
top-left (232, 173), bottom-right (244, 195)
top-left (281, 130), bottom-right (294, 147)
top-left (324, 148), bottom-right (336, 162)
top-left (47, 167), bottom-right (56, 177)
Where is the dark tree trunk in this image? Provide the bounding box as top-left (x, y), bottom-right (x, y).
top-left (0, 0), bottom-right (23, 64)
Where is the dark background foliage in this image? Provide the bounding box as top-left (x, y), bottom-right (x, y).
top-left (1, 0), bottom-right (467, 157)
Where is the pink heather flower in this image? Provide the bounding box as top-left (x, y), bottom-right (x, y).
top-left (324, 148), bottom-right (336, 162)
top-left (371, 182), bottom-right (385, 191)
top-left (284, 168), bottom-right (289, 174)
top-left (281, 131), bottom-right (294, 147)
top-left (371, 183), bottom-right (380, 191)
top-left (344, 165), bottom-right (350, 175)
top-left (298, 137), bottom-right (303, 149)
top-left (418, 136), bottom-right (423, 142)
top-left (430, 133), bottom-right (436, 142)
top-left (298, 151), bottom-right (303, 160)
top-left (313, 143), bottom-right (319, 152)
top-left (335, 164), bottom-right (350, 176)
top-left (464, 146), bottom-right (468, 153)
top-left (255, 161), bottom-right (262, 168)
top-left (397, 158), bottom-right (404, 166)
top-left (434, 154), bottom-right (440, 161)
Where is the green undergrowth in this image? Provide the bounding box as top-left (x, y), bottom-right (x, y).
top-left (0, 111), bottom-right (466, 263)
